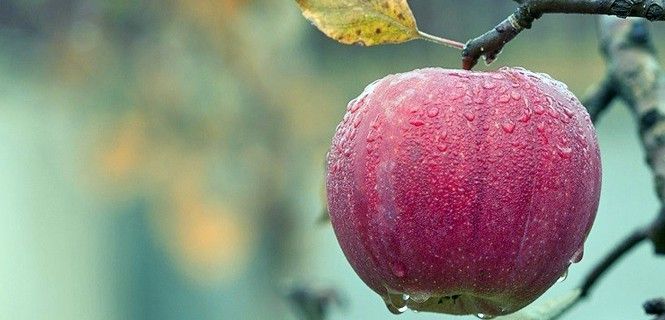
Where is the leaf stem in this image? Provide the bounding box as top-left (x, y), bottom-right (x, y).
top-left (417, 31), bottom-right (465, 50)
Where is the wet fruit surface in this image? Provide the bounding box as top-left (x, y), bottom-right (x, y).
top-left (325, 67), bottom-right (601, 317)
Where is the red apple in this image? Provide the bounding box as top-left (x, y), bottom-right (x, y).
top-left (326, 67), bottom-right (601, 317)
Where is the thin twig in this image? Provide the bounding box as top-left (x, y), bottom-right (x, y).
top-left (582, 76), bottom-right (617, 122)
top-left (644, 297), bottom-right (665, 316)
top-left (462, 0), bottom-right (665, 69)
top-left (579, 227), bottom-right (650, 298)
top-left (418, 31), bottom-right (465, 49)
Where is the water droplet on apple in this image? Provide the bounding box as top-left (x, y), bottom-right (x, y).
top-left (498, 95), bottom-right (510, 103)
top-left (510, 91), bottom-right (522, 100)
top-left (353, 116), bottom-right (363, 128)
top-left (370, 114), bottom-right (381, 129)
top-left (384, 289), bottom-right (410, 314)
top-left (464, 112), bottom-right (476, 121)
top-left (476, 313), bottom-right (494, 319)
top-left (557, 145), bottom-right (573, 159)
top-left (427, 107), bottom-right (439, 118)
top-left (501, 121), bottom-right (516, 134)
top-left (557, 268), bottom-right (569, 283)
top-left (347, 98), bottom-right (359, 112)
top-left (385, 303), bottom-right (408, 315)
top-left (409, 118), bottom-right (425, 126)
top-left (482, 80), bottom-right (496, 89)
top-left (391, 262), bottom-right (406, 277)
top-left (366, 130), bottom-right (380, 142)
top-left (518, 110), bottom-right (532, 123)
top-left (571, 247), bottom-right (584, 263)
top-left (534, 104), bottom-right (546, 115)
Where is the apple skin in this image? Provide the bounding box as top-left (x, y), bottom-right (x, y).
top-left (325, 67), bottom-right (601, 317)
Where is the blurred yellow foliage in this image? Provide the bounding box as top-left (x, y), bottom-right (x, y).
top-left (158, 169), bottom-right (255, 283)
top-left (176, 0), bottom-right (252, 29)
top-left (99, 112), bottom-right (147, 181)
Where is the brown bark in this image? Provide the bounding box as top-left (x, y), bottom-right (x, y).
top-left (462, 0), bottom-right (665, 69)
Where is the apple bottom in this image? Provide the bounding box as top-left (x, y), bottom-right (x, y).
top-left (381, 287), bottom-right (533, 317)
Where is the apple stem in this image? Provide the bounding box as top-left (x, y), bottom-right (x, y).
top-left (417, 31), bottom-right (465, 50)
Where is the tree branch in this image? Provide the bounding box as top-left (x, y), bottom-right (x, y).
top-left (644, 297), bottom-right (665, 316)
top-left (596, 15), bottom-right (665, 254)
top-left (582, 76), bottom-right (617, 122)
top-left (462, 0), bottom-right (665, 69)
top-left (579, 226), bottom-right (650, 298)
top-left (552, 15), bottom-right (665, 319)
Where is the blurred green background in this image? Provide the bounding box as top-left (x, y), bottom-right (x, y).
top-left (0, 1), bottom-right (663, 319)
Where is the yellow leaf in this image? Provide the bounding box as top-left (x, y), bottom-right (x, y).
top-left (295, 0), bottom-right (420, 46)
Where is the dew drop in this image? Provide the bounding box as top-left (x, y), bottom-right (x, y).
top-left (557, 145), bottom-right (573, 159)
top-left (391, 262), bottom-right (406, 278)
top-left (497, 95), bottom-right (511, 103)
top-left (436, 144), bottom-right (448, 152)
top-left (409, 118), bottom-right (425, 127)
top-left (427, 107), bottom-right (440, 118)
top-left (450, 89), bottom-right (465, 101)
top-left (366, 130), bottom-right (379, 142)
top-left (330, 162), bottom-right (339, 174)
top-left (370, 114), bottom-right (381, 129)
top-left (501, 121), bottom-right (516, 134)
top-left (384, 289), bottom-right (409, 314)
top-left (482, 80), bottom-right (496, 89)
top-left (571, 247), bottom-right (584, 263)
top-left (537, 122), bottom-right (546, 132)
top-left (342, 112), bottom-right (351, 124)
top-left (386, 303), bottom-right (408, 315)
top-left (347, 98), bottom-right (358, 112)
top-left (563, 107), bottom-right (575, 118)
top-left (464, 112), bottom-right (476, 121)
top-left (473, 96), bottom-right (486, 104)
top-left (557, 268), bottom-right (569, 283)
top-left (510, 91), bottom-right (522, 100)
top-left (491, 73), bottom-right (504, 80)
top-left (539, 72), bottom-right (554, 80)
top-left (518, 110), bottom-right (532, 123)
top-left (476, 313), bottom-right (495, 319)
top-left (534, 104), bottom-right (546, 115)
top-left (353, 116), bottom-right (363, 128)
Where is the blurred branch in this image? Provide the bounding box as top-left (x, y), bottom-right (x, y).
top-left (581, 76), bottom-right (617, 122)
top-left (553, 15), bottom-right (665, 319)
top-left (645, 297), bottom-right (665, 316)
top-left (578, 226), bottom-right (649, 298)
top-left (462, 0), bottom-right (665, 69)
top-left (286, 284), bottom-right (345, 320)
